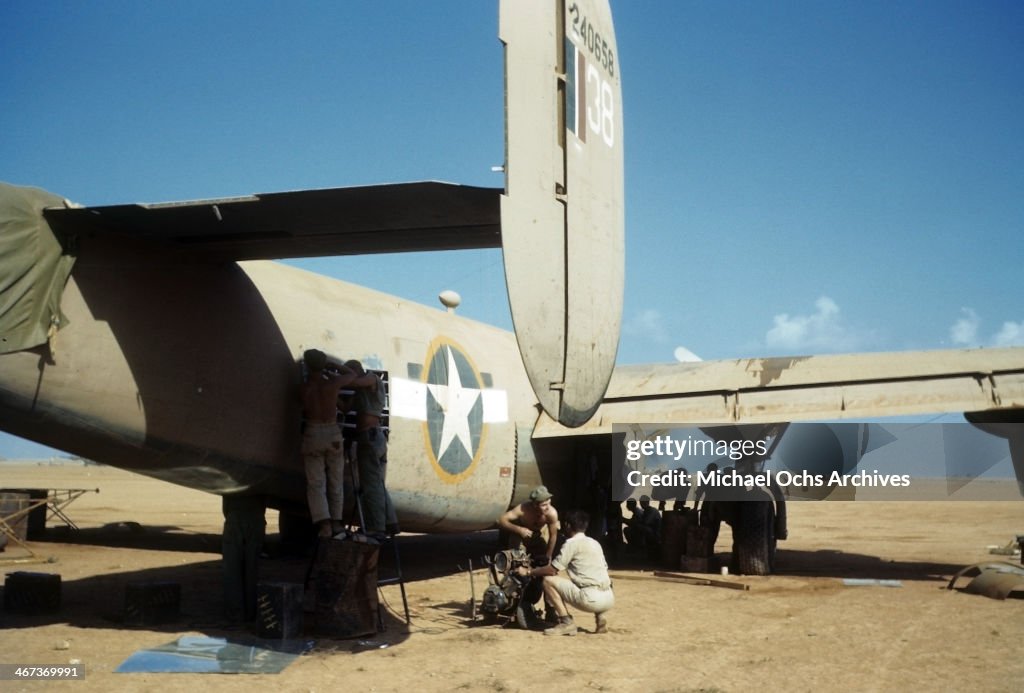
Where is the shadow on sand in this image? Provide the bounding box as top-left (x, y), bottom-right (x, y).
top-left (0, 525), bottom-right (511, 649)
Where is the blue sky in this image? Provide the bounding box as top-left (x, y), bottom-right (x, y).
top-left (2, 1), bottom-right (1022, 458)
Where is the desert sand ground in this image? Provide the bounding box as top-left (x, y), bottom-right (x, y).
top-left (2, 462), bottom-right (1023, 692)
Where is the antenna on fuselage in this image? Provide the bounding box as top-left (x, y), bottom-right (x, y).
top-left (439, 289), bottom-right (461, 313)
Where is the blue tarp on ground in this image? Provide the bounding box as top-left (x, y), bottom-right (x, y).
top-left (115, 634), bottom-right (312, 674)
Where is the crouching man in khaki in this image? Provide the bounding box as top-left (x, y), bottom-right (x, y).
top-left (517, 508), bottom-right (614, 636)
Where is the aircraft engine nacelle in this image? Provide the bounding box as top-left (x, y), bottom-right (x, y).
top-left (965, 409), bottom-right (1024, 495)
top-left (771, 423), bottom-right (867, 499)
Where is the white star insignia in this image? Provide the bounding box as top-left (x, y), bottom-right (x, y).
top-left (426, 346), bottom-right (481, 461)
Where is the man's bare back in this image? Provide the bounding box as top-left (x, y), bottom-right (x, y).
top-left (300, 349), bottom-right (356, 537)
top-left (301, 357), bottom-right (356, 423)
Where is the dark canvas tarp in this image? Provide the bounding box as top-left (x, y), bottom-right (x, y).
top-left (0, 182), bottom-right (76, 354)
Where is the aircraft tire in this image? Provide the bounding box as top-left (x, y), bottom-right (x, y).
top-left (731, 498), bottom-right (776, 576)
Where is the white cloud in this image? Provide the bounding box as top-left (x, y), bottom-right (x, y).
top-left (623, 308), bottom-right (668, 343)
top-left (949, 309), bottom-right (1022, 348)
top-left (993, 320), bottom-right (1024, 347)
top-left (950, 308), bottom-right (980, 346)
top-left (624, 310), bottom-right (705, 362)
top-left (765, 296), bottom-right (868, 353)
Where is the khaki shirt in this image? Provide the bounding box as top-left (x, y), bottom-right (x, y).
top-left (551, 533), bottom-right (611, 590)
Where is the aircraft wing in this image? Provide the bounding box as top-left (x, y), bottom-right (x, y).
top-left (532, 347), bottom-right (1024, 437)
top-left (43, 181), bottom-right (501, 262)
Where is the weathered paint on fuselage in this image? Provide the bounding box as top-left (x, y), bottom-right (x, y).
top-left (0, 233), bottom-right (540, 531)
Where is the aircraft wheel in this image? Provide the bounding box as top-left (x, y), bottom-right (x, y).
top-left (731, 497), bottom-right (776, 576)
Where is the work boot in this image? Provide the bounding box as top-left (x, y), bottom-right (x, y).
top-left (594, 612), bottom-right (609, 634)
top-left (543, 615), bottom-right (576, 636)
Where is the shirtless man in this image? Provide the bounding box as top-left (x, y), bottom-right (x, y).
top-left (498, 485), bottom-right (560, 562)
top-left (300, 349), bottom-right (356, 538)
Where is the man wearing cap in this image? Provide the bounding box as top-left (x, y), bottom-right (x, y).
top-left (498, 485), bottom-right (560, 561)
top-left (300, 349), bottom-right (357, 538)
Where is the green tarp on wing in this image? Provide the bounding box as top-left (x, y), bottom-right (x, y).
top-left (0, 182), bottom-right (76, 354)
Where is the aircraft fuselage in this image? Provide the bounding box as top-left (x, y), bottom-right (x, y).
top-left (0, 234), bottom-right (542, 532)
